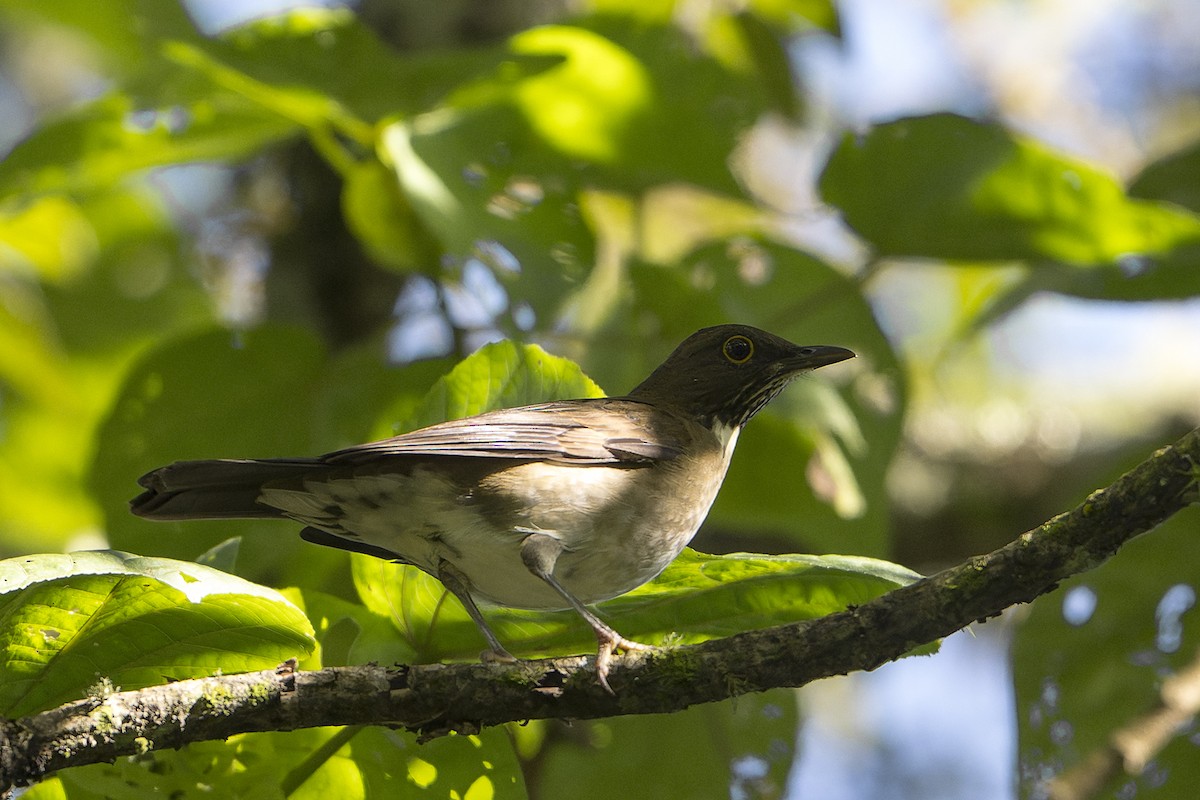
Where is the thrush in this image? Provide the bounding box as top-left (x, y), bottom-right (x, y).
top-left (132, 324), bottom-right (854, 689)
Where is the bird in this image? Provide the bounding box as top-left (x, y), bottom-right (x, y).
top-left (131, 324), bottom-right (854, 690)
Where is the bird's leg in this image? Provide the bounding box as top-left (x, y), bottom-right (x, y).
top-left (437, 559), bottom-right (516, 664)
top-left (520, 532), bottom-right (651, 693)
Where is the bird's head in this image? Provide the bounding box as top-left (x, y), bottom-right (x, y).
top-left (628, 324), bottom-right (855, 430)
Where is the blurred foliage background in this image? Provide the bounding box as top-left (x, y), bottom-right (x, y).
top-left (0, 0), bottom-right (1198, 797)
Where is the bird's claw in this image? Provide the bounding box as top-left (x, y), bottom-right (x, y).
top-left (594, 632), bottom-right (653, 694)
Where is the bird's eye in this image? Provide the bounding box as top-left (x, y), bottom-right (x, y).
top-left (722, 335), bottom-right (754, 364)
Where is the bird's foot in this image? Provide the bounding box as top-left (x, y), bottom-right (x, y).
top-left (480, 646), bottom-right (518, 664)
top-left (594, 629), bottom-right (654, 694)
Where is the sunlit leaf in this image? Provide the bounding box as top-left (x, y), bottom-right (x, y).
top-left (290, 587), bottom-right (416, 668)
top-left (358, 547), bottom-right (920, 662)
top-left (0, 0), bottom-right (198, 80)
top-left (715, 11), bottom-right (802, 119)
top-left (0, 196), bottom-right (97, 281)
top-left (0, 188), bottom-right (210, 553)
top-left (586, 0), bottom-right (840, 35)
top-left (0, 550), bottom-right (315, 717)
top-left (396, 338), bottom-right (605, 433)
top-left (820, 113), bottom-right (1200, 278)
top-left (567, 18), bottom-right (767, 194)
top-left (195, 7), bottom-right (551, 123)
top-left (341, 157), bottom-right (441, 273)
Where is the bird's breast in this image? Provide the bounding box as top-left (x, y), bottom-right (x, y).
top-left (465, 426), bottom-right (737, 606)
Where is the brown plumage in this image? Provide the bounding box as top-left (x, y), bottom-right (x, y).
top-left (132, 324), bottom-right (854, 690)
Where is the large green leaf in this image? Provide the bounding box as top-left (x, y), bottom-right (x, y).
top-left (1013, 507), bottom-right (1200, 798)
top-left (289, 587), bottom-right (417, 668)
top-left (820, 113), bottom-right (1200, 300)
top-left (394, 338), bottom-right (605, 434)
top-left (0, 550), bottom-right (315, 717)
top-left (506, 22), bottom-right (761, 194)
top-left (356, 547), bottom-right (920, 662)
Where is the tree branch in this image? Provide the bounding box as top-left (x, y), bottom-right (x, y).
top-left (2, 427), bottom-right (1197, 793)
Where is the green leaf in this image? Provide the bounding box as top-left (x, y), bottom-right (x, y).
top-left (556, 19), bottom-right (768, 194)
top-left (341, 158), bottom-right (441, 273)
top-left (291, 587), bottom-right (417, 668)
top-left (357, 547), bottom-right (920, 662)
top-left (531, 689), bottom-right (798, 798)
top-left (380, 19), bottom-right (781, 323)
top-left (0, 550), bottom-right (315, 717)
top-left (0, 196), bottom-right (97, 282)
top-left (313, 343), bottom-right (453, 458)
top-left (496, 549), bottom-right (921, 655)
top-left (820, 113), bottom-right (1200, 272)
top-left (1013, 507), bottom-right (1200, 798)
top-left (585, 0), bottom-right (840, 36)
top-left (0, 187), bottom-right (212, 553)
top-left (0, 92), bottom-right (298, 201)
top-left (351, 557), bottom-right (476, 663)
top-left (0, 0), bottom-right (199, 81)
top-left (189, 7), bottom-right (544, 124)
top-left (395, 338), bottom-right (606, 434)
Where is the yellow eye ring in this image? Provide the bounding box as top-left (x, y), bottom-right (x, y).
top-left (722, 335), bottom-right (754, 364)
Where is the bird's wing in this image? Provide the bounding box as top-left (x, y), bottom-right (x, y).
top-left (323, 399), bottom-right (688, 465)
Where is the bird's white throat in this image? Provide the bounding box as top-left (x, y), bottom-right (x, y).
top-left (713, 420), bottom-right (741, 457)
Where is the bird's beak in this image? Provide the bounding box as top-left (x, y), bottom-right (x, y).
top-left (788, 345), bottom-right (856, 372)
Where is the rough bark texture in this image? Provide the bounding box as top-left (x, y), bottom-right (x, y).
top-left (2, 427), bottom-right (1197, 794)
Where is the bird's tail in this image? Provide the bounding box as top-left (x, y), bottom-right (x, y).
top-left (131, 458), bottom-right (324, 520)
